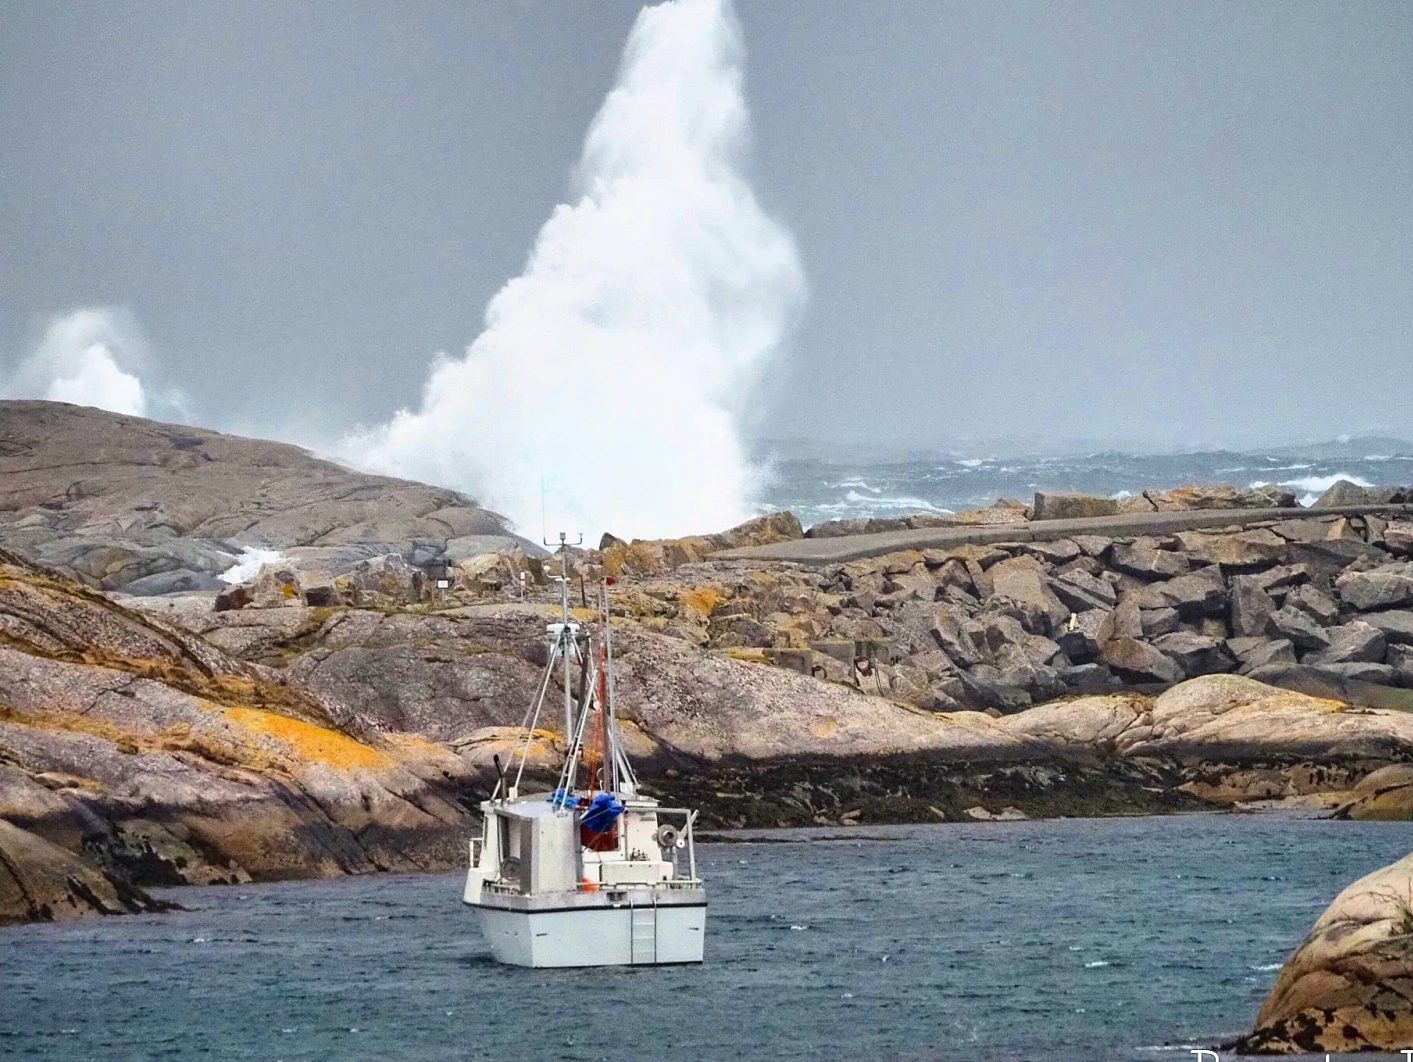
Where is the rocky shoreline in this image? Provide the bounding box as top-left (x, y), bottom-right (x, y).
top-left (3, 401), bottom-right (1413, 937)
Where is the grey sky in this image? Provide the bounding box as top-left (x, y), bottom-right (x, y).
top-left (2, 1), bottom-right (1409, 454)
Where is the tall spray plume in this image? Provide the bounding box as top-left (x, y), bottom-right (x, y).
top-left (5, 308), bottom-right (150, 417)
top-left (346, 0), bottom-right (804, 539)
top-left (3, 307), bottom-right (192, 423)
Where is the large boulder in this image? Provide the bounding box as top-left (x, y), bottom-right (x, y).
top-left (1266, 606), bottom-right (1331, 651)
top-left (1233, 637), bottom-right (1297, 673)
top-left (1337, 563), bottom-right (1413, 612)
top-left (986, 556), bottom-right (1068, 633)
top-left (1150, 632), bottom-right (1237, 676)
top-left (1306, 622), bottom-right (1387, 666)
top-left (1048, 569), bottom-right (1117, 612)
top-left (1230, 577), bottom-right (1276, 638)
top-left (1031, 491), bottom-right (1118, 521)
top-left (1118, 484), bottom-right (1296, 512)
top-left (1099, 638), bottom-right (1183, 684)
top-left (1311, 478), bottom-right (1373, 508)
top-left (334, 554), bottom-right (428, 607)
top-left (1237, 851), bottom-right (1413, 1053)
top-left (1364, 610), bottom-right (1413, 646)
top-left (1385, 522), bottom-right (1413, 556)
top-left (1127, 566), bottom-right (1227, 617)
top-left (1111, 539), bottom-right (1190, 579)
top-left (1173, 528), bottom-right (1288, 569)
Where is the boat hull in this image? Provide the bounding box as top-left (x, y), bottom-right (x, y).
top-left (468, 895), bottom-right (706, 968)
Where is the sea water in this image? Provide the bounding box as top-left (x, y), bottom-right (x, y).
top-left (2, 814), bottom-right (1411, 1061)
top-left (760, 449), bottom-right (1413, 527)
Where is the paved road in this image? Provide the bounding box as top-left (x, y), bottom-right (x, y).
top-left (711, 504), bottom-right (1413, 566)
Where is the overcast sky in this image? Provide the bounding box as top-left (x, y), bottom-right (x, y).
top-left (2, 0), bottom-right (1409, 455)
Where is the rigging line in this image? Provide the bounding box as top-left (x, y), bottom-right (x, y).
top-left (555, 658), bottom-right (600, 802)
top-left (512, 645), bottom-right (560, 795)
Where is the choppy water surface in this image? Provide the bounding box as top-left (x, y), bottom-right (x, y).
top-left (3, 815), bottom-right (1411, 1061)
top-left (761, 449), bottom-right (1413, 527)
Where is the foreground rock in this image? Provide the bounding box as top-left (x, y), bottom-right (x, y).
top-left (0, 819), bottom-right (170, 924)
top-left (0, 400), bottom-right (528, 592)
top-left (1237, 850), bottom-right (1413, 1053)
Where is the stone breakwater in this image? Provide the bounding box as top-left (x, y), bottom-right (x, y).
top-left (692, 503), bottom-right (1413, 716)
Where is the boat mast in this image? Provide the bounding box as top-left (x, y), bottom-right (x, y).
top-left (559, 540), bottom-right (574, 743)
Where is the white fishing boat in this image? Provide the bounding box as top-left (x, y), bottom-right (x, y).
top-left (463, 537), bottom-right (706, 968)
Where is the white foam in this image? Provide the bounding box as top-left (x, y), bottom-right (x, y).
top-left (4, 308), bottom-right (148, 416)
top-left (1250, 472), bottom-right (1373, 494)
top-left (343, 0), bottom-right (804, 540)
top-left (843, 489), bottom-right (950, 513)
top-left (219, 547), bottom-right (285, 585)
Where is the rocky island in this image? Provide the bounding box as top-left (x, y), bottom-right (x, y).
top-left (3, 400), bottom-right (1413, 935)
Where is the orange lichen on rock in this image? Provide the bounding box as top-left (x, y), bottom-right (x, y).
top-left (223, 707), bottom-right (390, 771)
top-left (677, 585), bottom-right (724, 617)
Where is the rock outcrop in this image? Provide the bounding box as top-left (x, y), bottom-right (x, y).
top-left (0, 818), bottom-right (170, 924)
top-left (0, 400), bottom-right (527, 592)
top-left (1237, 850), bottom-right (1413, 1053)
top-left (5, 406), bottom-right (1413, 926)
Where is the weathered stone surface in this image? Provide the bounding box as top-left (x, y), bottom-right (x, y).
top-left (1139, 607), bottom-right (1181, 637)
top-left (1150, 632), bottom-right (1236, 676)
top-left (1306, 622), bottom-right (1387, 666)
top-left (1173, 528), bottom-right (1288, 569)
top-left (0, 401), bottom-right (526, 592)
top-left (1127, 566), bottom-right (1227, 616)
top-left (1248, 564), bottom-right (1312, 594)
top-left (1071, 535), bottom-right (1113, 559)
top-left (1390, 645), bottom-right (1413, 688)
top-left (0, 819), bottom-right (169, 925)
top-left (1056, 609), bottom-right (1109, 662)
top-left (1386, 521), bottom-right (1413, 556)
top-left (1336, 763), bottom-right (1413, 820)
top-left (1246, 663), bottom-right (1413, 712)
top-left (1048, 569), bottom-right (1117, 612)
top-left (1229, 577), bottom-right (1276, 638)
top-left (1269, 517), bottom-right (1341, 543)
top-left (987, 556), bottom-right (1068, 633)
top-left (1237, 850), bottom-right (1413, 1053)
top-left (1098, 599), bottom-right (1143, 642)
top-left (1266, 606), bottom-right (1331, 651)
top-left (931, 607), bottom-right (985, 667)
top-left (1014, 538), bottom-right (1081, 565)
top-left (249, 564), bottom-right (303, 608)
top-left (1316, 661), bottom-right (1397, 684)
top-left (1118, 484), bottom-right (1297, 512)
top-left (333, 553), bottom-right (428, 607)
top-left (1311, 477), bottom-right (1375, 508)
top-left (1234, 637), bottom-right (1297, 673)
top-left (1099, 638), bottom-right (1183, 684)
top-left (1290, 538), bottom-right (1388, 580)
top-left (1032, 491), bottom-right (1118, 521)
top-left (1111, 539), bottom-right (1190, 579)
top-left (1337, 563), bottom-right (1413, 612)
top-left (1283, 583), bottom-right (1340, 625)
top-left (1363, 610), bottom-right (1413, 646)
